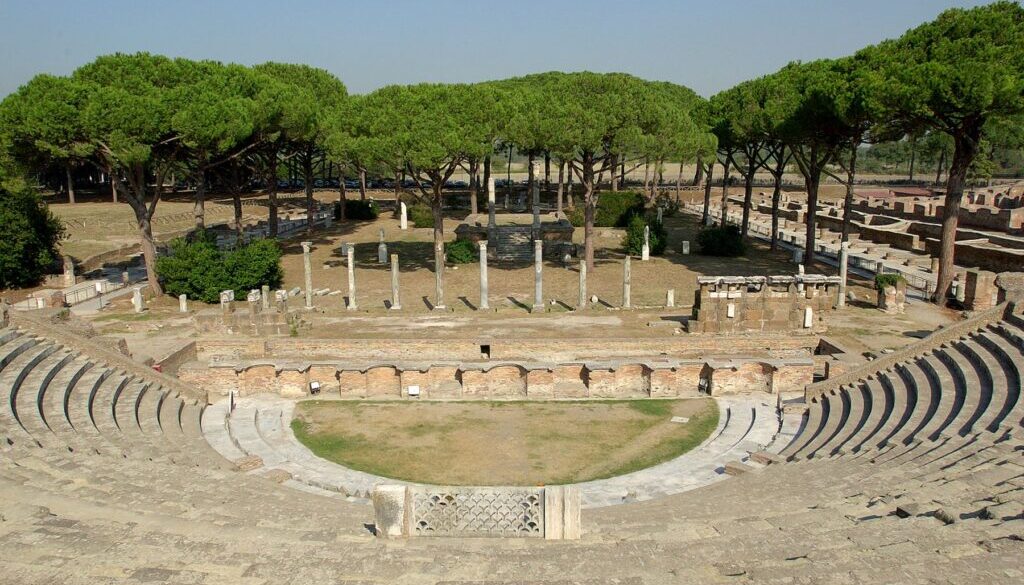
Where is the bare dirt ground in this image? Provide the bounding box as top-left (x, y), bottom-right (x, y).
top-left (290, 397), bottom-right (718, 486)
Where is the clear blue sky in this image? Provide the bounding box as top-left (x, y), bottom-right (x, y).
top-left (0, 0), bottom-right (993, 99)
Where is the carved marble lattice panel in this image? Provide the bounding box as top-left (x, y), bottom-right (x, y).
top-left (411, 487), bottom-right (543, 537)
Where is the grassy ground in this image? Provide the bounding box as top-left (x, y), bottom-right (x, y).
top-left (290, 397), bottom-right (718, 486)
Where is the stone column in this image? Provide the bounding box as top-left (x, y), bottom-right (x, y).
top-left (666, 289), bottom-right (675, 308)
top-left (131, 286), bottom-right (144, 313)
top-left (532, 239), bottom-right (543, 313)
top-left (378, 228), bottom-right (388, 264)
top-left (577, 259), bottom-right (587, 310)
top-left (346, 244), bottom-right (357, 310)
top-left (641, 225), bottom-right (650, 261)
top-left (434, 247), bottom-right (445, 311)
top-left (681, 241), bottom-right (690, 255)
top-left (276, 289), bottom-right (288, 313)
top-left (62, 257), bottom-right (76, 287)
top-left (837, 241), bottom-right (850, 308)
top-left (399, 202), bottom-right (408, 230)
top-left (487, 177), bottom-right (496, 230)
top-left (219, 289), bottom-right (234, 320)
top-left (622, 256), bottom-right (632, 309)
top-left (390, 254), bottom-right (401, 310)
top-left (301, 241), bottom-right (313, 309)
top-left (178, 294), bottom-right (188, 313)
top-left (261, 285), bottom-right (270, 310)
top-left (656, 207), bottom-right (663, 224)
top-left (478, 241), bottom-right (489, 310)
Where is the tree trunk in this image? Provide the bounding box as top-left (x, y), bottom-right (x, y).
top-left (358, 168), bottom-right (367, 201)
top-left (483, 155), bottom-right (491, 197)
top-left (230, 161), bottom-right (242, 237)
top-left (138, 214), bottom-right (163, 296)
top-left (431, 183), bottom-right (445, 308)
top-left (556, 161), bottom-right (564, 214)
top-left (267, 156), bottom-right (279, 237)
top-left (194, 168), bottom-right (206, 231)
top-left (642, 160), bottom-right (650, 201)
top-left (544, 152), bottom-right (550, 190)
top-left (770, 177), bottom-right (781, 251)
top-left (338, 173), bottom-right (347, 220)
top-left (468, 159), bottom-right (479, 215)
top-left (804, 172), bottom-right (820, 266)
top-left (740, 163), bottom-right (754, 237)
top-left (581, 154), bottom-right (596, 272)
top-left (304, 155), bottom-right (315, 234)
top-left (610, 154), bottom-right (619, 192)
top-left (527, 152), bottom-right (535, 198)
top-left (840, 147), bottom-right (858, 243)
top-left (701, 163), bottom-right (714, 226)
top-left (719, 158), bottom-right (731, 227)
top-left (935, 148), bottom-right (946, 185)
top-left (933, 132), bottom-right (980, 304)
top-left (111, 177), bottom-right (117, 202)
top-left (66, 165), bottom-right (76, 204)
top-left (693, 157), bottom-right (704, 186)
top-left (908, 140), bottom-right (916, 182)
top-left (675, 161), bottom-right (683, 204)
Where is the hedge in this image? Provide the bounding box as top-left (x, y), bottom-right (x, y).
top-left (622, 215), bottom-right (667, 256)
top-left (568, 191), bottom-right (645, 228)
top-left (696, 225), bottom-right (746, 257)
top-left (156, 233), bottom-right (283, 303)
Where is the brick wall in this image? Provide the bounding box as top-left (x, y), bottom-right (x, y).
top-left (180, 357), bottom-right (815, 400)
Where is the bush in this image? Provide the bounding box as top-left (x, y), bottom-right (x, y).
top-left (335, 199), bottom-right (379, 221)
top-left (409, 203), bottom-right (434, 228)
top-left (874, 273), bottom-right (905, 291)
top-left (568, 191), bottom-right (645, 228)
top-left (622, 215), bottom-right (667, 256)
top-left (0, 187), bottom-right (64, 288)
top-left (696, 225), bottom-right (746, 257)
top-left (156, 233), bottom-right (283, 303)
top-left (445, 238), bottom-right (477, 264)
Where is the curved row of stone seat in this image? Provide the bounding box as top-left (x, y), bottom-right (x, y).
top-left (781, 310), bottom-right (1023, 463)
top-left (0, 325), bottom-right (225, 469)
top-left (203, 393), bottom-right (790, 507)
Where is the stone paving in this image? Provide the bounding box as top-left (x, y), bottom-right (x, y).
top-left (203, 394), bottom-right (798, 508)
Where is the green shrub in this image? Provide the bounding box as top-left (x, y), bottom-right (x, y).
top-left (874, 273), bottom-right (904, 291)
top-left (445, 239), bottom-right (477, 264)
top-left (0, 187), bottom-right (64, 288)
top-left (696, 225), bottom-right (746, 257)
top-left (568, 191), bottom-right (645, 228)
top-left (335, 199), bottom-right (379, 221)
top-left (156, 233), bottom-right (283, 303)
top-left (622, 215), bottom-right (667, 256)
top-left (409, 203), bottom-right (434, 228)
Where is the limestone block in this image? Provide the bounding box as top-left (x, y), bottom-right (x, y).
top-left (373, 485), bottom-right (409, 538)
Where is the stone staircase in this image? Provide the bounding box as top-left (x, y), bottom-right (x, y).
top-left (489, 226), bottom-right (535, 262)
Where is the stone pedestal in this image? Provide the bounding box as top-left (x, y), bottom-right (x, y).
top-left (681, 241), bottom-right (690, 255)
top-left (62, 257), bottom-right (77, 287)
top-left (261, 285), bottom-right (270, 310)
top-left (964, 269), bottom-right (997, 311)
top-left (399, 202), bottom-right (408, 230)
top-left (131, 287), bottom-right (144, 313)
top-left (666, 289), bottom-right (675, 308)
top-left (178, 294), bottom-right (188, 313)
top-left (378, 229), bottom-right (388, 264)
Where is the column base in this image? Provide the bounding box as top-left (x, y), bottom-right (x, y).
top-left (531, 304), bottom-right (545, 313)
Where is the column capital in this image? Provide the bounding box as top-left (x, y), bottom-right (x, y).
top-left (301, 241), bottom-right (312, 253)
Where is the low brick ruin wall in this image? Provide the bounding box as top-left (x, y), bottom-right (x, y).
top-left (193, 335), bottom-right (817, 363)
top-left (690, 275), bottom-right (840, 334)
top-left (177, 356), bottom-right (815, 399)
